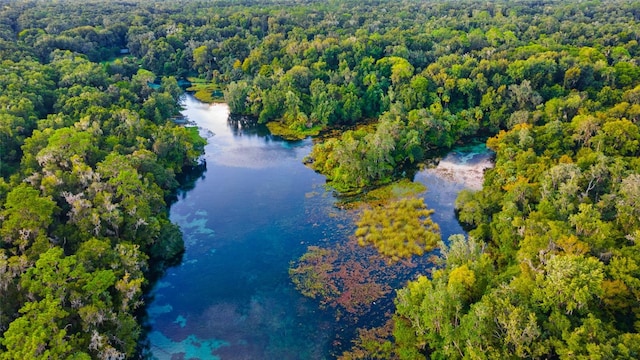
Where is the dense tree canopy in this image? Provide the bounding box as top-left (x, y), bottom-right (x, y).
top-left (3, 0), bottom-right (640, 358)
top-left (0, 2), bottom-right (205, 356)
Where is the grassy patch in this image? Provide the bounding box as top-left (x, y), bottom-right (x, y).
top-left (364, 179), bottom-right (427, 204)
top-left (266, 121), bottom-right (323, 140)
top-left (336, 179), bottom-right (427, 209)
top-left (186, 77), bottom-right (224, 103)
top-left (100, 55), bottom-right (137, 65)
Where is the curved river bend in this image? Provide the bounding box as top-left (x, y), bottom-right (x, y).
top-left (143, 95), bottom-right (493, 359)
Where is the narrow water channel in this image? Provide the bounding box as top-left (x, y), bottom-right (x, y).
top-left (143, 94), bottom-right (493, 359)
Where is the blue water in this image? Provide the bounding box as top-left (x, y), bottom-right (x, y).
top-left (143, 95), bottom-right (493, 359)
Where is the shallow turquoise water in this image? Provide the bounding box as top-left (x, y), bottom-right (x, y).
top-left (143, 95), bottom-right (493, 359)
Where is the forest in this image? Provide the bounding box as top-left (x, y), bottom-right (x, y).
top-left (2, 0), bottom-right (640, 358)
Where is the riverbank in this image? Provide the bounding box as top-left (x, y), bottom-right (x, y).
top-left (143, 95), bottom-right (494, 359)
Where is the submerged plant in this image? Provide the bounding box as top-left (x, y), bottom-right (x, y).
top-left (338, 319), bottom-right (396, 360)
top-left (289, 246), bottom-right (340, 302)
top-left (289, 242), bottom-right (400, 318)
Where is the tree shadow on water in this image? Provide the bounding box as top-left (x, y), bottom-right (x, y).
top-left (228, 114), bottom-right (271, 137)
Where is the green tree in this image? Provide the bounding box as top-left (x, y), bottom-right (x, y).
top-left (533, 254), bottom-right (604, 314)
top-left (0, 297), bottom-right (84, 360)
top-left (592, 119), bottom-right (640, 156)
top-left (0, 185), bottom-right (57, 258)
top-left (225, 80), bottom-right (251, 114)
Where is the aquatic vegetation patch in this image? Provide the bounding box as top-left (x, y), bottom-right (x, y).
top-left (364, 179), bottom-right (426, 204)
top-left (338, 179), bottom-right (427, 209)
top-left (266, 120), bottom-right (322, 140)
top-left (186, 77), bottom-right (224, 103)
top-left (355, 197), bottom-right (441, 262)
top-left (338, 318), bottom-right (395, 360)
top-left (289, 246), bottom-right (340, 301)
top-left (289, 241), bottom-right (399, 319)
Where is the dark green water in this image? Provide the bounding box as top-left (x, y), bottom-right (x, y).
top-left (143, 95), bottom-right (493, 359)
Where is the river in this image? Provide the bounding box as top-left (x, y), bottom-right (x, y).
top-left (142, 94), bottom-right (493, 359)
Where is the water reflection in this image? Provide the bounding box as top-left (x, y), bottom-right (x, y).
top-left (143, 95), bottom-right (493, 359)
top-left (145, 95), bottom-right (348, 359)
top-left (415, 142), bottom-right (494, 241)
top-left (227, 114), bottom-right (270, 137)
top-left (423, 142), bottom-right (494, 190)
top-left (180, 97), bottom-right (309, 169)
